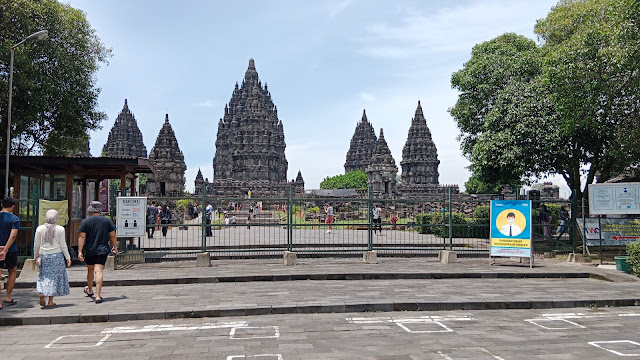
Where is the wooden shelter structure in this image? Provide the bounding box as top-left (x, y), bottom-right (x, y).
top-left (2, 156), bottom-right (154, 251)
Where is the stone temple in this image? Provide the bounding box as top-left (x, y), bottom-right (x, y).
top-left (197, 59), bottom-right (298, 197)
top-left (366, 128), bottom-right (397, 198)
top-left (102, 99), bottom-right (147, 158)
top-left (344, 110), bottom-right (377, 174)
top-left (397, 101), bottom-right (443, 196)
top-left (147, 114), bottom-right (186, 196)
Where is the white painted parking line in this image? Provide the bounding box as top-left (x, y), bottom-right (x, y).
top-left (230, 326), bottom-right (280, 339)
top-left (102, 321), bottom-right (248, 334)
top-left (588, 340), bottom-right (640, 356)
top-left (45, 334), bottom-right (111, 349)
top-left (346, 315), bottom-right (475, 324)
top-left (438, 347), bottom-right (505, 360)
top-left (526, 318), bottom-right (586, 330)
top-left (227, 355), bottom-right (284, 360)
top-left (396, 321), bottom-right (453, 333)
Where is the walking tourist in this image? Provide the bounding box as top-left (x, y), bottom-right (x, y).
top-left (146, 201), bottom-right (159, 239)
top-left (205, 202), bottom-right (213, 237)
top-left (247, 212), bottom-right (251, 229)
top-left (325, 203), bottom-right (334, 234)
top-left (231, 214), bottom-right (237, 225)
top-left (224, 213), bottom-right (229, 225)
top-left (0, 197), bottom-right (20, 308)
top-left (34, 209), bottom-right (71, 307)
top-left (539, 204), bottom-right (552, 239)
top-left (372, 204), bottom-right (382, 235)
top-left (248, 189), bottom-right (252, 199)
top-left (160, 204), bottom-right (172, 238)
top-left (78, 201), bottom-right (117, 304)
top-left (556, 206), bottom-right (570, 240)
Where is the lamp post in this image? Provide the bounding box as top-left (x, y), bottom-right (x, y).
top-left (5, 30), bottom-right (48, 198)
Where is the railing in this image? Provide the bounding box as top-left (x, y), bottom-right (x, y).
top-left (113, 186), bottom-right (578, 264)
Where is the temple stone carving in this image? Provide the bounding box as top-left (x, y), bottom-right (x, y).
top-left (366, 129), bottom-right (397, 198)
top-left (208, 59), bottom-right (289, 196)
top-left (147, 114), bottom-right (186, 196)
top-left (398, 101), bottom-right (442, 196)
top-left (102, 99), bottom-right (147, 158)
top-left (344, 110), bottom-right (377, 174)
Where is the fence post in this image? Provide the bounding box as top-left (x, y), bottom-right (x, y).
top-left (31, 185), bottom-right (39, 257)
top-left (201, 184), bottom-right (207, 252)
top-left (287, 186), bottom-right (293, 251)
top-left (571, 189), bottom-right (577, 252)
top-left (581, 195), bottom-right (586, 257)
top-left (368, 186), bottom-right (373, 251)
top-left (448, 186), bottom-right (453, 250)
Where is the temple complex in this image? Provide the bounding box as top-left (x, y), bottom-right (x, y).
top-left (344, 110), bottom-right (377, 174)
top-left (207, 59), bottom-right (290, 197)
top-left (102, 99), bottom-right (147, 158)
top-left (147, 114), bottom-right (186, 196)
top-left (366, 129), bottom-right (397, 198)
top-left (397, 101), bottom-right (443, 196)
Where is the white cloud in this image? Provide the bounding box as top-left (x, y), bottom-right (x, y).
top-left (356, 1), bottom-right (555, 59)
top-left (328, 0), bottom-right (352, 18)
top-left (193, 99), bottom-right (217, 108)
top-left (359, 92), bottom-right (376, 102)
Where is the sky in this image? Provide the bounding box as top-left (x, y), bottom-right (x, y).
top-left (66, 0), bottom-right (568, 196)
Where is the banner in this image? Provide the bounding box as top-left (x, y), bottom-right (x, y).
top-left (490, 200), bottom-right (532, 258)
top-left (98, 179), bottom-right (110, 213)
top-left (116, 197), bottom-right (146, 237)
top-left (584, 218), bottom-right (640, 246)
top-left (38, 200), bottom-right (69, 226)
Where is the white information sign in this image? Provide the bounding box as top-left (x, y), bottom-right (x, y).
top-left (116, 197), bottom-right (146, 237)
top-left (589, 183), bottom-right (640, 215)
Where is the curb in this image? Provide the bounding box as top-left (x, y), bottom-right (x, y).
top-left (3, 298), bottom-right (639, 326)
top-left (13, 272), bottom-right (595, 289)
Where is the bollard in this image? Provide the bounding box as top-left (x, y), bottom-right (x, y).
top-left (283, 251), bottom-right (297, 266)
top-left (363, 251), bottom-right (378, 264)
top-left (196, 252), bottom-right (211, 267)
top-left (438, 250), bottom-right (457, 264)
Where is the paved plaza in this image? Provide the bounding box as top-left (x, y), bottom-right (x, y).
top-left (3, 307), bottom-right (640, 359)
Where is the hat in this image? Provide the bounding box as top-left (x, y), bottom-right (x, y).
top-left (87, 201), bottom-right (103, 213)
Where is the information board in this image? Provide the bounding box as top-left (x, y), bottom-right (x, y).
top-left (490, 200), bottom-right (533, 258)
top-left (116, 197), bottom-right (146, 237)
top-left (589, 183), bottom-right (640, 215)
top-left (583, 218), bottom-right (640, 246)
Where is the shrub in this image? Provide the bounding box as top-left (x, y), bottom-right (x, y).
top-left (308, 206), bottom-right (320, 213)
top-left (627, 241), bottom-right (640, 277)
top-left (430, 212), bottom-right (470, 238)
top-left (472, 205), bottom-right (490, 220)
top-left (415, 213), bottom-right (432, 234)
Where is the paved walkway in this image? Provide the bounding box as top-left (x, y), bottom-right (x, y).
top-left (2, 258), bottom-right (638, 326)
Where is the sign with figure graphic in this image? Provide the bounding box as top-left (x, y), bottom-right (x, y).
top-left (589, 183), bottom-right (640, 215)
top-left (116, 197), bottom-right (146, 237)
top-left (490, 200), bottom-right (533, 258)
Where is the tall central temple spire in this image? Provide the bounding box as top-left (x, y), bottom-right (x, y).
top-left (211, 59), bottom-right (289, 196)
top-left (344, 109), bottom-right (377, 173)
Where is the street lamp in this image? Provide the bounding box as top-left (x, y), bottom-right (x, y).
top-left (5, 30), bottom-right (48, 198)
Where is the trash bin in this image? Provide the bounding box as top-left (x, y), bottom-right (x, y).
top-left (614, 256), bottom-right (632, 274)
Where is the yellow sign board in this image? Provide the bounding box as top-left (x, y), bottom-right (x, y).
top-left (490, 238), bottom-right (531, 248)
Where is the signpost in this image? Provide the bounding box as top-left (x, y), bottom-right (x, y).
top-left (490, 200), bottom-right (533, 267)
top-left (589, 183), bottom-right (640, 215)
top-left (116, 196), bottom-right (146, 237)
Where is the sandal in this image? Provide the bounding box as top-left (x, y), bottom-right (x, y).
top-left (94, 298), bottom-right (103, 304)
top-left (39, 294), bottom-right (46, 307)
top-left (3, 299), bottom-right (17, 305)
top-left (83, 287), bottom-right (94, 297)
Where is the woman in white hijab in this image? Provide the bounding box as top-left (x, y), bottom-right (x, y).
top-left (34, 209), bottom-right (71, 307)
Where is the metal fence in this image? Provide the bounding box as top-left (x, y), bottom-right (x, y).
top-left (114, 186), bottom-right (579, 264)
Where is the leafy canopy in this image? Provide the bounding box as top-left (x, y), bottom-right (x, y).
top-left (0, 0), bottom-right (111, 155)
top-left (320, 170), bottom-right (368, 190)
top-left (450, 0), bottom-right (640, 202)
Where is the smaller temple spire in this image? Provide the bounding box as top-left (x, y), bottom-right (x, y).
top-left (361, 109), bottom-right (368, 123)
top-left (165, 114), bottom-right (169, 123)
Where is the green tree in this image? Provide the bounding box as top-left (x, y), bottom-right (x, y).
top-left (450, 0), bottom-right (640, 204)
top-left (463, 173), bottom-right (503, 194)
top-left (0, 0), bottom-right (111, 156)
top-left (320, 170), bottom-right (368, 189)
